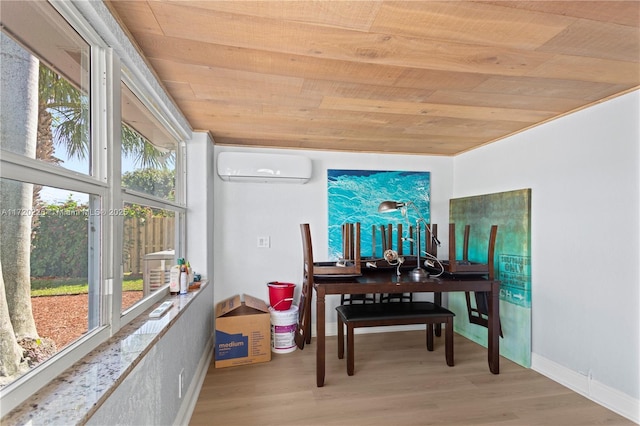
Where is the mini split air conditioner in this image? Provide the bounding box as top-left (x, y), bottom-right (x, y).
top-left (216, 152), bottom-right (312, 184)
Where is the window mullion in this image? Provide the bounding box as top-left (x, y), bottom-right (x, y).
top-left (94, 47), bottom-right (124, 331)
top-left (0, 151), bottom-right (108, 194)
top-left (122, 189), bottom-right (186, 211)
top-left (177, 142), bottom-right (187, 258)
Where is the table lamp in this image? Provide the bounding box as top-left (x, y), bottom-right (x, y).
top-left (378, 200), bottom-right (439, 280)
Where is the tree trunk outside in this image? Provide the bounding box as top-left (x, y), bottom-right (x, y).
top-left (0, 33), bottom-right (39, 344)
top-left (0, 260), bottom-right (27, 383)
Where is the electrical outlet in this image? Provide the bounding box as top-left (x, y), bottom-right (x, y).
top-left (178, 368), bottom-right (184, 399)
top-left (257, 236), bottom-right (271, 248)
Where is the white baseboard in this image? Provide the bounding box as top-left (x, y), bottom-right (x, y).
top-left (174, 334), bottom-right (214, 426)
top-left (532, 353), bottom-right (639, 424)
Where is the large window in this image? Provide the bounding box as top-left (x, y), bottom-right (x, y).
top-left (121, 83), bottom-right (177, 201)
top-left (1, 0), bottom-right (95, 396)
top-left (0, 1), bottom-right (186, 414)
top-left (122, 203), bottom-right (176, 310)
top-left (0, 181), bottom-right (101, 349)
top-left (0, 1), bottom-right (90, 175)
top-left (120, 83), bottom-right (182, 313)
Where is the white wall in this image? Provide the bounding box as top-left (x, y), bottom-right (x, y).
top-left (212, 147), bottom-right (453, 315)
top-left (186, 132), bottom-right (215, 282)
top-left (453, 91), bottom-right (639, 419)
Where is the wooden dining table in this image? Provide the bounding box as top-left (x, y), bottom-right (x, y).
top-left (313, 269), bottom-right (501, 387)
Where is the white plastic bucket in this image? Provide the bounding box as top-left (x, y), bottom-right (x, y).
top-left (269, 305), bottom-right (298, 354)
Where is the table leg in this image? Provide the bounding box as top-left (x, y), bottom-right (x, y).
top-left (488, 281), bottom-right (500, 374)
top-left (316, 289), bottom-right (326, 387)
top-left (434, 292), bottom-right (442, 337)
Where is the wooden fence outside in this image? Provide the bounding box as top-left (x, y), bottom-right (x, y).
top-left (123, 216), bottom-right (175, 275)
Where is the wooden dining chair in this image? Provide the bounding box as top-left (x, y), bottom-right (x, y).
top-left (465, 225), bottom-right (503, 337)
top-left (297, 223), bottom-right (366, 351)
top-left (448, 223), bottom-right (503, 337)
top-left (313, 222), bottom-right (361, 276)
top-left (379, 223), bottom-right (438, 311)
top-left (295, 223), bottom-right (314, 350)
top-left (339, 222), bottom-right (367, 305)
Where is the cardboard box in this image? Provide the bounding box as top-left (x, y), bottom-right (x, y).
top-left (215, 294), bottom-right (271, 368)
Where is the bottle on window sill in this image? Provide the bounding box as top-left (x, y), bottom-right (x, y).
top-left (179, 258), bottom-right (188, 295)
top-left (169, 258), bottom-right (184, 296)
top-left (169, 264), bottom-right (181, 295)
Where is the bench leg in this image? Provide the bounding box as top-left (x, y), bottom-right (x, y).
top-left (445, 318), bottom-right (454, 367)
top-left (347, 324), bottom-right (355, 376)
top-left (337, 316), bottom-right (344, 359)
top-left (426, 324), bottom-right (434, 351)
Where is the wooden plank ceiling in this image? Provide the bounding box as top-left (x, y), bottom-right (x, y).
top-left (107, 1), bottom-right (640, 156)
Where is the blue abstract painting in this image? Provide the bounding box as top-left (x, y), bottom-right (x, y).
top-left (327, 169), bottom-right (431, 259)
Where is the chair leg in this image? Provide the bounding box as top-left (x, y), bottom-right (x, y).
top-left (337, 316), bottom-right (344, 359)
top-left (445, 318), bottom-right (454, 367)
top-left (305, 316), bottom-right (312, 344)
top-left (426, 324), bottom-right (434, 351)
top-left (347, 324), bottom-right (355, 376)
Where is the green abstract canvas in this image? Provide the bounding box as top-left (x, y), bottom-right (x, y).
top-left (449, 188), bottom-right (531, 367)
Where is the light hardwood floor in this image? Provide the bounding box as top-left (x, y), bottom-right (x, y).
top-left (190, 331), bottom-right (632, 425)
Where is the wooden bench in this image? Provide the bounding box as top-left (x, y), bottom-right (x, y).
top-left (336, 301), bottom-right (455, 375)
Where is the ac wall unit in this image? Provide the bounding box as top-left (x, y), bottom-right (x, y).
top-left (216, 152), bottom-right (312, 184)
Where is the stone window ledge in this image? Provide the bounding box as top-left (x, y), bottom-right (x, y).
top-left (3, 282), bottom-right (209, 425)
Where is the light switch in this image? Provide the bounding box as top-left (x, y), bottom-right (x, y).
top-left (257, 236), bottom-right (271, 248)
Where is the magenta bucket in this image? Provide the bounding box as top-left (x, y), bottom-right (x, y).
top-left (267, 282), bottom-right (295, 311)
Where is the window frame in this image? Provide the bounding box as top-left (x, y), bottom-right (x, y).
top-left (0, 40), bottom-right (110, 411)
top-left (0, 0), bottom-right (190, 415)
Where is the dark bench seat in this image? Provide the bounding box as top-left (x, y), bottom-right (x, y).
top-left (336, 301), bottom-right (455, 375)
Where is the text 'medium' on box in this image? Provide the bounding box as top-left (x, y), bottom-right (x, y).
top-left (215, 294), bottom-right (271, 368)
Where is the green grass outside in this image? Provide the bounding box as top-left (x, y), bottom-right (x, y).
top-left (31, 275), bottom-right (143, 297)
